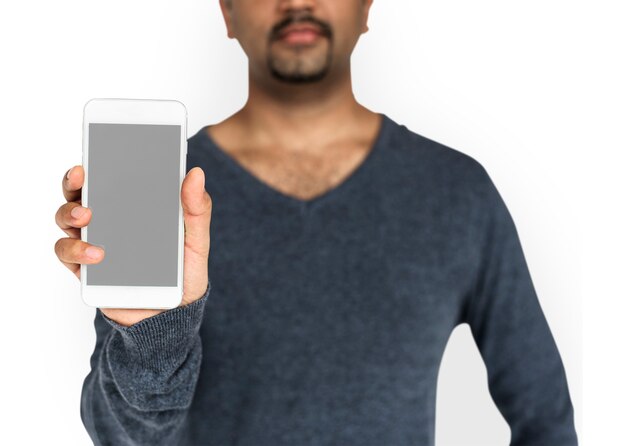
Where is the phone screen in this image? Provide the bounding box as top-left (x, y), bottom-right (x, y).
top-left (86, 123), bottom-right (181, 287)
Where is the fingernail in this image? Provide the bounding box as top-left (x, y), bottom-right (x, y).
top-left (67, 167), bottom-right (74, 180)
top-left (71, 206), bottom-right (87, 219)
top-left (85, 246), bottom-right (102, 259)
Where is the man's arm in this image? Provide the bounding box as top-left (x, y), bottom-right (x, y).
top-left (461, 165), bottom-right (578, 445)
top-left (80, 282), bottom-right (210, 446)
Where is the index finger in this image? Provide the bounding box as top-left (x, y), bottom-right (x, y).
top-left (62, 165), bottom-right (84, 203)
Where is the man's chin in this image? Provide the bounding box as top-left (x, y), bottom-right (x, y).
top-left (270, 70), bottom-right (328, 83)
top-left (268, 59), bottom-right (330, 83)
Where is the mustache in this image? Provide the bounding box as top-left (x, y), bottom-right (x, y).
top-left (269, 13), bottom-right (333, 41)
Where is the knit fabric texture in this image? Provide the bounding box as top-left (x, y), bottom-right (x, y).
top-left (80, 113), bottom-right (578, 445)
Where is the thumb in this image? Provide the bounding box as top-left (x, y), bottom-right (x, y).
top-left (181, 167), bottom-right (212, 253)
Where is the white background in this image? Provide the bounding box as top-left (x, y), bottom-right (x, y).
top-left (0, 0), bottom-right (623, 444)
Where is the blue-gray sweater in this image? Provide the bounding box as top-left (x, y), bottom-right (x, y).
top-left (80, 113), bottom-right (578, 445)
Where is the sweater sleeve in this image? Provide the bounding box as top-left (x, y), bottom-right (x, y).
top-left (461, 167), bottom-right (579, 445)
top-left (80, 280), bottom-right (211, 446)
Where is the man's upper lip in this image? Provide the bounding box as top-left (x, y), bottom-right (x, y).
top-left (278, 24), bottom-right (323, 38)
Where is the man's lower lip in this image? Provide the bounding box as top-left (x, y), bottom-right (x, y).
top-left (277, 30), bottom-right (324, 45)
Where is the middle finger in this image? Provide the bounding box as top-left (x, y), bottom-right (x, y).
top-left (55, 202), bottom-right (92, 238)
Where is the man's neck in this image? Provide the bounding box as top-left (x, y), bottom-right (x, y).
top-left (229, 66), bottom-right (374, 153)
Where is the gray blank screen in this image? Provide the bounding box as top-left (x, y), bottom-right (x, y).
top-left (86, 123), bottom-right (181, 286)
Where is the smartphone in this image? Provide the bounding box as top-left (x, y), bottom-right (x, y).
top-left (81, 98), bottom-right (187, 309)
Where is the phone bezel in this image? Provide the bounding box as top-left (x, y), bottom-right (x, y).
top-left (81, 98), bottom-right (187, 309)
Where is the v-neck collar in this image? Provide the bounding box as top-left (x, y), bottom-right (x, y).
top-left (199, 113), bottom-right (391, 214)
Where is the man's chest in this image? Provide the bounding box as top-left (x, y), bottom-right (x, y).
top-left (222, 142), bottom-right (373, 201)
top-left (204, 192), bottom-right (477, 350)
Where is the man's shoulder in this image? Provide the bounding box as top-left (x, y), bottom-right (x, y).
top-left (383, 114), bottom-right (490, 192)
top-left (187, 124), bottom-right (211, 156)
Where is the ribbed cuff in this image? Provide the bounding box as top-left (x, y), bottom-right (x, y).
top-left (100, 280), bottom-right (211, 373)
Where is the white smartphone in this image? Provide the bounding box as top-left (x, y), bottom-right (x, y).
top-left (81, 98), bottom-right (187, 309)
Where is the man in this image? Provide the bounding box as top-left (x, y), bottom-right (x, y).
top-left (54, 0), bottom-right (579, 444)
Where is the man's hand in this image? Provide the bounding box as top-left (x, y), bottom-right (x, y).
top-left (54, 165), bottom-right (213, 327)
